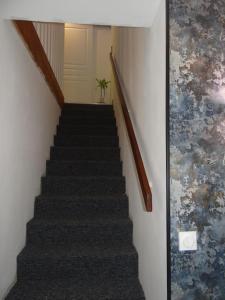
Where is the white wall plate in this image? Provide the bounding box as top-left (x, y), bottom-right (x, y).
top-left (179, 231), bottom-right (197, 251)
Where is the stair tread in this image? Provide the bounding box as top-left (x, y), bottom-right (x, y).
top-left (58, 122), bottom-right (116, 126)
top-left (43, 175), bottom-right (124, 179)
top-left (51, 146), bottom-right (119, 150)
top-left (55, 134), bottom-right (118, 139)
top-left (58, 131), bottom-right (117, 136)
top-left (58, 123), bottom-right (117, 128)
top-left (61, 106), bottom-right (114, 111)
top-left (47, 159), bottom-right (122, 164)
top-left (7, 278), bottom-right (144, 300)
top-left (61, 108), bottom-right (114, 112)
top-left (63, 103), bottom-right (113, 108)
top-left (63, 110), bottom-right (114, 114)
top-left (60, 114), bottom-right (115, 119)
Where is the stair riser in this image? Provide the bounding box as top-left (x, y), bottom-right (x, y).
top-left (62, 104), bottom-right (113, 111)
top-left (41, 177), bottom-right (125, 195)
top-left (46, 161), bottom-right (122, 176)
top-left (58, 122), bottom-right (116, 129)
top-left (59, 116), bottom-right (116, 126)
top-left (54, 135), bottom-right (119, 147)
top-left (57, 127), bottom-right (117, 136)
top-left (27, 223), bottom-right (133, 246)
top-left (18, 255), bottom-right (138, 281)
top-left (61, 110), bottom-right (114, 118)
top-left (50, 147), bottom-right (120, 161)
top-left (34, 197), bottom-right (128, 219)
top-left (34, 204), bottom-right (128, 219)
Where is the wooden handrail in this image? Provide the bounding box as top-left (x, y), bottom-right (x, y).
top-left (110, 52), bottom-right (152, 212)
top-left (13, 20), bottom-right (64, 108)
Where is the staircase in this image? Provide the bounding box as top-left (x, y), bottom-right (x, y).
top-left (6, 104), bottom-right (145, 300)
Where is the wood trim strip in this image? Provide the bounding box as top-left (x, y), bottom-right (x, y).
top-left (110, 52), bottom-right (152, 212)
top-left (13, 20), bottom-right (64, 108)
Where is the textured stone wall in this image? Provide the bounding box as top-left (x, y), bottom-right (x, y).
top-left (170, 1), bottom-right (225, 299)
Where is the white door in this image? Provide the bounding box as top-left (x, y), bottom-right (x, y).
top-left (64, 24), bottom-right (94, 103)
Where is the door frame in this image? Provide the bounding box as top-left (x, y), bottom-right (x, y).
top-left (166, 0), bottom-right (171, 299)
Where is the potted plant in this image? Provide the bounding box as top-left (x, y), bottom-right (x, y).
top-left (96, 78), bottom-right (110, 103)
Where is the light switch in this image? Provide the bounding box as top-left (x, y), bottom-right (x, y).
top-left (179, 231), bottom-right (197, 251)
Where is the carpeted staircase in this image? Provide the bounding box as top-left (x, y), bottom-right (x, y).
top-left (6, 103), bottom-right (145, 300)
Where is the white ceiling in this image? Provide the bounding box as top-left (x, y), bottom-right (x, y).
top-left (1, 0), bottom-right (161, 27)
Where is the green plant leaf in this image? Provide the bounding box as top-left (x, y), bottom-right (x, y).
top-left (96, 78), bottom-right (110, 90)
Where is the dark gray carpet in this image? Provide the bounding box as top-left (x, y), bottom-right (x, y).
top-left (6, 104), bottom-right (145, 300)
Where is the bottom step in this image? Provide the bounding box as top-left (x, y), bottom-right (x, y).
top-left (6, 278), bottom-right (145, 300)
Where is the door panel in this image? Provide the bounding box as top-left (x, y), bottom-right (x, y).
top-left (64, 24), bottom-right (94, 103)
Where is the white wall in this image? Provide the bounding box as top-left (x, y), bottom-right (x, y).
top-left (1, 0), bottom-right (161, 28)
top-left (0, 20), bottom-right (60, 298)
top-left (33, 22), bottom-right (64, 89)
top-left (111, 1), bottom-right (166, 299)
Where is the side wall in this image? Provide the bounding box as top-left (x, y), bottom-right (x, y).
top-left (111, 1), bottom-right (166, 299)
top-left (33, 22), bottom-right (64, 89)
top-left (0, 20), bottom-right (60, 298)
top-left (170, 0), bottom-right (225, 298)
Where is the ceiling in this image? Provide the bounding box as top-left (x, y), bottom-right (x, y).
top-left (1, 0), bottom-right (161, 27)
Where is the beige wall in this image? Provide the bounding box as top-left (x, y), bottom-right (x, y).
top-left (33, 22), bottom-right (64, 89)
top-left (111, 1), bottom-right (166, 299)
top-left (0, 20), bottom-right (60, 298)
